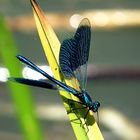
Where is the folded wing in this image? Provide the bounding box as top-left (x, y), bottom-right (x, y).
top-left (59, 18), bottom-right (91, 90)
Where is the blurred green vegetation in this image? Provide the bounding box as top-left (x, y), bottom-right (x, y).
top-left (0, 15), bottom-right (43, 140)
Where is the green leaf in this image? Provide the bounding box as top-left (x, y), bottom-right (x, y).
top-left (30, 0), bottom-right (104, 139)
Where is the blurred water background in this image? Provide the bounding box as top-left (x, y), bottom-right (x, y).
top-left (0, 0), bottom-right (140, 140)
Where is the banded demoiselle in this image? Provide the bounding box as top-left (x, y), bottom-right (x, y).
top-left (9, 18), bottom-right (100, 118)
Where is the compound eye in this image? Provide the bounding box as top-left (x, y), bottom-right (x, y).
top-left (93, 101), bottom-right (100, 112)
top-left (96, 101), bottom-right (100, 108)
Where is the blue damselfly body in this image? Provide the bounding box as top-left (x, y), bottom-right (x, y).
top-left (9, 18), bottom-right (100, 117)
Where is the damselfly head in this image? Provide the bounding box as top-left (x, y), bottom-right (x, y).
top-left (92, 101), bottom-right (100, 112)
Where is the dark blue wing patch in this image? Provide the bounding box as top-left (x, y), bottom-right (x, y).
top-left (59, 18), bottom-right (91, 79)
top-left (9, 77), bottom-right (57, 89)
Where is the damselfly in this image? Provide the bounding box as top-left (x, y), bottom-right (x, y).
top-left (10, 18), bottom-right (100, 118)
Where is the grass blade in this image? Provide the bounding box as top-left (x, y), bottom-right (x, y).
top-left (0, 14), bottom-right (43, 140)
top-left (30, 0), bottom-right (104, 139)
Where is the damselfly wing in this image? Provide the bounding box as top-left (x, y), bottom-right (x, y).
top-left (59, 18), bottom-right (90, 91)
